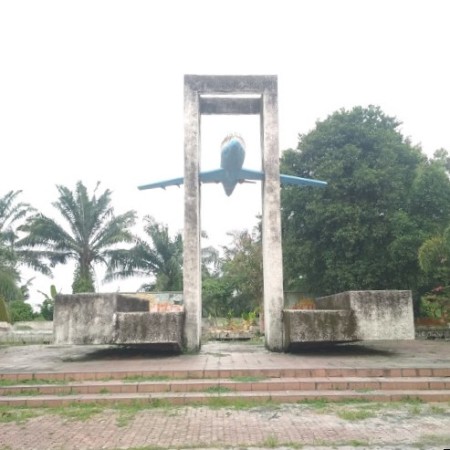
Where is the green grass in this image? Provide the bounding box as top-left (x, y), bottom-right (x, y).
top-left (341, 440), bottom-right (369, 447)
top-left (297, 398), bottom-right (329, 409)
top-left (262, 434), bottom-right (279, 448)
top-left (1, 389), bottom-right (38, 396)
top-left (122, 375), bottom-right (172, 383)
top-left (337, 408), bottom-right (376, 421)
top-left (0, 378), bottom-right (67, 387)
top-left (203, 386), bottom-right (231, 394)
top-left (413, 433), bottom-right (450, 448)
top-left (429, 404), bottom-right (447, 414)
top-left (114, 399), bottom-right (173, 427)
top-left (400, 396), bottom-right (424, 405)
top-left (206, 397), bottom-right (274, 409)
top-left (51, 403), bottom-right (105, 421)
top-left (230, 375), bottom-right (267, 382)
top-left (0, 405), bottom-right (39, 423)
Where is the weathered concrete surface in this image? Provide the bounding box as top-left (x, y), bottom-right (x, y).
top-left (284, 310), bottom-right (357, 346)
top-left (284, 290), bottom-right (415, 347)
top-left (114, 312), bottom-right (184, 348)
top-left (54, 293), bottom-right (184, 349)
top-left (183, 75), bottom-right (202, 352)
top-left (183, 75), bottom-right (284, 352)
top-left (55, 293), bottom-right (123, 345)
top-left (317, 290), bottom-right (415, 340)
top-left (260, 76), bottom-right (284, 352)
top-left (0, 321), bottom-right (53, 344)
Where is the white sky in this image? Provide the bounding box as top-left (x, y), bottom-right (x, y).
top-left (1, 0), bottom-right (450, 307)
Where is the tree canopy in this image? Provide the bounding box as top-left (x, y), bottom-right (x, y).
top-left (280, 105), bottom-right (450, 296)
top-left (0, 190), bottom-right (48, 302)
top-left (19, 181), bottom-right (136, 293)
top-left (106, 216), bottom-right (183, 292)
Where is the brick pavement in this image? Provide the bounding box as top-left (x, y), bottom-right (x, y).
top-left (1, 402), bottom-right (450, 449)
top-left (1, 339), bottom-right (449, 449)
top-left (1, 339), bottom-right (450, 376)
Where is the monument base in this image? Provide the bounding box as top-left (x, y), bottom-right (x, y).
top-left (54, 293), bottom-right (184, 351)
top-left (284, 290), bottom-right (415, 349)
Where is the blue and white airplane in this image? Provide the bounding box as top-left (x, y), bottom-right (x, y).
top-left (138, 134), bottom-right (327, 196)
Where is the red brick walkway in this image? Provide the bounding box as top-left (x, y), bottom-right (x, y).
top-left (1, 402), bottom-right (450, 449)
top-left (0, 339), bottom-right (449, 449)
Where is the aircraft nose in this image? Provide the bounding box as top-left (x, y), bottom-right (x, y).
top-left (224, 184), bottom-right (235, 196)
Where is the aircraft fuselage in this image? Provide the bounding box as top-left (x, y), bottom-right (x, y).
top-left (220, 135), bottom-right (246, 196)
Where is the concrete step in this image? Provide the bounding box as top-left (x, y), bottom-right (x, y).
top-left (1, 389), bottom-right (450, 407)
top-left (2, 366), bottom-right (450, 382)
top-left (1, 376), bottom-right (450, 396)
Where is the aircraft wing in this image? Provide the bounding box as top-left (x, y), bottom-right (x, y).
top-left (238, 168), bottom-right (265, 181)
top-left (199, 169), bottom-right (226, 183)
top-left (240, 168), bottom-right (327, 187)
top-left (139, 169), bottom-right (227, 190)
top-left (138, 176), bottom-right (184, 190)
top-left (280, 173), bottom-right (327, 187)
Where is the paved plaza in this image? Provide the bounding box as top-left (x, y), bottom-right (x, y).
top-left (0, 339), bottom-right (449, 450)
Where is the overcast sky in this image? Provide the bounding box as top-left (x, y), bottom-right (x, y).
top-left (1, 0), bottom-right (450, 306)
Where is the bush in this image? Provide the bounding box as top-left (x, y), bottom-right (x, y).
top-left (8, 300), bottom-right (35, 323)
top-left (0, 295), bottom-right (10, 322)
top-left (420, 285), bottom-right (450, 322)
top-left (39, 298), bottom-right (54, 321)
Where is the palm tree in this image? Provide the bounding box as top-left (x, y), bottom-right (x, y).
top-left (0, 190), bottom-right (48, 301)
top-left (19, 181), bottom-right (137, 293)
top-left (106, 216), bottom-right (183, 291)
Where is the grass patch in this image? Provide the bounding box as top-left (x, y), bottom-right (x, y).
top-left (414, 433), bottom-right (450, 448)
top-left (408, 404), bottom-right (423, 415)
top-left (0, 378), bottom-right (67, 387)
top-left (206, 397), bottom-right (273, 410)
top-left (262, 434), bottom-right (279, 448)
top-left (399, 396), bottom-right (424, 405)
top-left (429, 404), bottom-right (447, 415)
top-left (0, 405), bottom-right (39, 423)
top-left (337, 408), bottom-right (376, 421)
top-left (230, 375), bottom-right (267, 383)
top-left (51, 403), bottom-right (104, 421)
top-left (297, 398), bottom-right (329, 409)
top-left (122, 375), bottom-right (172, 383)
top-left (113, 400), bottom-right (173, 427)
top-left (99, 388), bottom-right (110, 394)
top-left (1, 389), bottom-right (38, 396)
top-left (342, 440), bottom-right (369, 447)
top-left (204, 386), bottom-right (231, 394)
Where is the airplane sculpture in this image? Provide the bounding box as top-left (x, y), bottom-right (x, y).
top-left (138, 134), bottom-right (327, 196)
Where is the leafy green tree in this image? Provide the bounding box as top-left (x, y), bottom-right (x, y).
top-left (37, 284), bottom-right (57, 320)
top-left (0, 295), bottom-right (11, 322)
top-left (106, 216), bottom-right (183, 291)
top-left (280, 106), bottom-right (450, 295)
top-left (8, 300), bottom-right (35, 322)
top-left (220, 229), bottom-right (263, 316)
top-left (19, 181), bottom-right (136, 293)
top-left (418, 226), bottom-right (450, 286)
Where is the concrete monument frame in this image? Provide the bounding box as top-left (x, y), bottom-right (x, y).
top-left (183, 75), bottom-right (284, 352)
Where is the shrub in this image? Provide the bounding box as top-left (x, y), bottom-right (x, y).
top-left (0, 295), bottom-right (10, 322)
top-left (8, 300), bottom-right (35, 323)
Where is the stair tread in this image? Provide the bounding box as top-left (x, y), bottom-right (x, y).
top-left (1, 375), bottom-right (449, 389)
top-left (1, 389), bottom-right (449, 401)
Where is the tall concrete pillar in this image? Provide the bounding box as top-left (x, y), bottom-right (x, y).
top-left (183, 78), bottom-right (202, 351)
top-left (261, 79), bottom-right (284, 351)
top-left (182, 75), bottom-right (284, 352)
